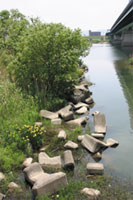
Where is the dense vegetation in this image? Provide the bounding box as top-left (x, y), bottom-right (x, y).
top-left (0, 8), bottom-right (89, 193)
top-left (0, 9), bottom-right (89, 110)
top-left (86, 36), bottom-right (108, 44)
top-left (128, 56), bottom-right (133, 65)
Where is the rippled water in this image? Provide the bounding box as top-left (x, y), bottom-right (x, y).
top-left (84, 43), bottom-right (133, 183)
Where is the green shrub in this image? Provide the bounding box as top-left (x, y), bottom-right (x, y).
top-left (4, 124), bottom-right (44, 150)
top-left (0, 145), bottom-right (25, 172)
top-left (129, 57), bottom-right (133, 65)
top-left (8, 23), bottom-right (89, 108)
top-left (0, 9), bottom-right (29, 62)
top-left (0, 80), bottom-right (39, 171)
top-left (0, 80), bottom-right (39, 132)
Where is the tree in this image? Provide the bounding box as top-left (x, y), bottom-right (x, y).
top-left (0, 9), bottom-right (29, 66)
top-left (9, 22), bottom-right (89, 109)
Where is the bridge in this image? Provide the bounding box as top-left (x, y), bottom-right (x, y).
top-left (107, 0), bottom-right (133, 47)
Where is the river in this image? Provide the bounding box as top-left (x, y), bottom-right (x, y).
top-left (84, 43), bottom-right (133, 185)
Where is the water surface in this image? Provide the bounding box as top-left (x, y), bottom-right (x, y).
top-left (84, 43), bottom-right (133, 183)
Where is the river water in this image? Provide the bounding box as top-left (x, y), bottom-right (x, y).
top-left (84, 43), bottom-right (133, 184)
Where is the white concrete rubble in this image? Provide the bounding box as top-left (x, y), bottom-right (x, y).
top-left (93, 112), bottom-right (106, 133)
top-left (87, 163), bottom-right (104, 175)
top-left (75, 106), bottom-right (88, 114)
top-left (57, 105), bottom-right (74, 121)
top-left (66, 116), bottom-right (89, 126)
top-left (81, 134), bottom-right (107, 153)
top-left (81, 187), bottom-right (100, 198)
top-left (32, 172), bottom-right (68, 196)
top-left (92, 111), bottom-right (100, 116)
top-left (63, 150), bottom-right (75, 168)
top-left (77, 135), bottom-right (84, 142)
top-left (58, 130), bottom-right (67, 140)
top-left (23, 162), bottom-right (68, 197)
top-left (0, 193), bottom-right (6, 200)
top-left (0, 172), bottom-right (5, 181)
top-left (23, 157), bottom-right (33, 168)
top-left (51, 118), bottom-right (62, 125)
top-left (73, 102), bottom-right (89, 110)
top-left (38, 152), bottom-right (62, 170)
top-left (70, 84), bottom-right (91, 104)
top-left (92, 152), bottom-right (102, 160)
top-left (34, 122), bottom-right (43, 126)
top-left (23, 162), bottom-right (45, 185)
top-left (8, 182), bottom-right (22, 192)
top-left (64, 141), bottom-right (78, 149)
top-left (106, 138), bottom-right (119, 147)
top-left (84, 96), bottom-right (94, 104)
top-left (91, 133), bottom-right (105, 139)
top-left (40, 110), bottom-right (58, 120)
top-left (75, 84), bottom-right (89, 91)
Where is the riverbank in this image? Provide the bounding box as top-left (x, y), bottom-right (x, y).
top-left (0, 11), bottom-right (133, 198)
top-left (0, 77), bottom-right (133, 200)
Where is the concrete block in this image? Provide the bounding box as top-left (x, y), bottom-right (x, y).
top-left (75, 106), bottom-right (88, 114)
top-left (85, 97), bottom-right (94, 104)
top-left (77, 135), bottom-right (84, 142)
top-left (0, 193), bottom-right (6, 200)
top-left (106, 138), bottom-right (119, 147)
top-left (23, 157), bottom-right (33, 168)
top-left (87, 163), bottom-right (104, 175)
top-left (58, 105), bottom-right (74, 121)
top-left (64, 141), bottom-right (78, 149)
top-left (58, 130), bottom-right (67, 140)
top-left (23, 162), bottom-right (45, 185)
top-left (66, 116), bottom-right (89, 126)
top-left (93, 112), bottom-right (106, 133)
top-left (32, 172), bottom-right (68, 196)
top-left (81, 187), bottom-right (100, 198)
top-left (38, 152), bottom-right (62, 170)
top-left (81, 134), bottom-right (107, 153)
top-left (73, 102), bottom-right (89, 110)
top-left (63, 150), bottom-right (75, 168)
top-left (40, 110), bottom-right (58, 120)
top-left (91, 133), bottom-right (105, 139)
top-left (51, 118), bottom-right (62, 125)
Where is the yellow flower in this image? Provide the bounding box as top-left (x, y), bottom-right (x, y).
top-left (33, 134), bottom-right (37, 137)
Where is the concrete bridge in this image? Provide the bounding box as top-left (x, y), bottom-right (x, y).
top-left (107, 0), bottom-right (133, 47)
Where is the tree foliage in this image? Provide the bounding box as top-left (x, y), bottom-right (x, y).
top-left (0, 9), bottom-right (29, 65)
top-left (9, 22), bottom-right (89, 108)
top-left (0, 9), bottom-right (89, 109)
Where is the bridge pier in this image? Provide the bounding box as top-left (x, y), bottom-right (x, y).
top-left (121, 30), bottom-right (133, 47)
top-left (109, 34), bottom-right (122, 46)
top-left (107, 0), bottom-right (133, 47)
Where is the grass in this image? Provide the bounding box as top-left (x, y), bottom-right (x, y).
top-left (0, 79), bottom-right (39, 172)
top-left (0, 171), bottom-right (31, 200)
top-left (128, 57), bottom-right (133, 65)
top-left (36, 176), bottom-right (133, 200)
top-left (86, 36), bottom-right (108, 44)
top-left (38, 119), bottom-right (84, 158)
top-left (0, 64), bottom-right (132, 200)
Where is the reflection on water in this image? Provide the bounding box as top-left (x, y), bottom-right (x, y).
top-left (84, 43), bottom-right (133, 182)
top-left (115, 60), bottom-right (133, 132)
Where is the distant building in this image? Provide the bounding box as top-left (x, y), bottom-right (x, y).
top-left (89, 30), bottom-right (101, 36)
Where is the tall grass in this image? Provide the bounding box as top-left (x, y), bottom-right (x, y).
top-left (129, 56), bottom-right (133, 65)
top-left (0, 80), bottom-right (39, 132)
top-left (0, 73), bottom-right (39, 172)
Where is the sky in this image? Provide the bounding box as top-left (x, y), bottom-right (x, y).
top-left (0, 0), bottom-right (129, 31)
